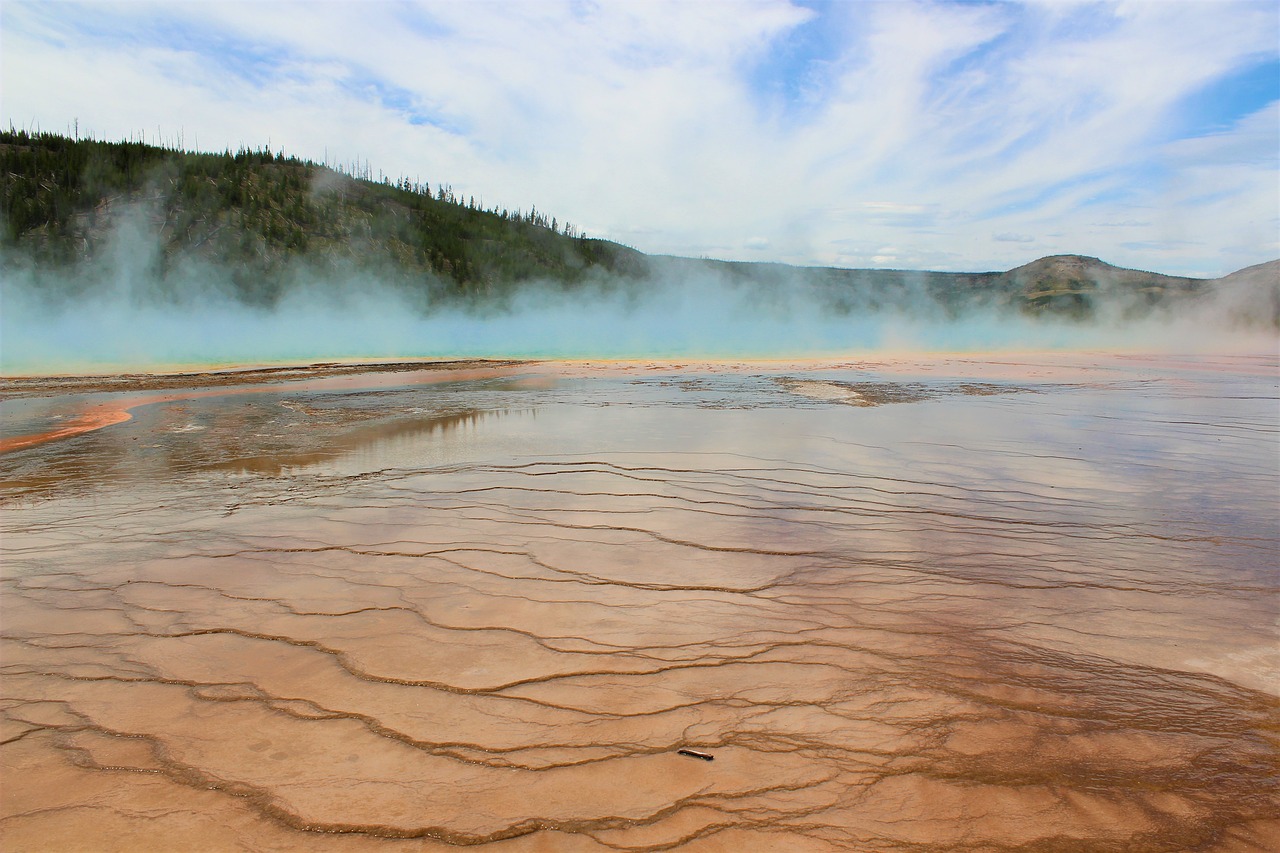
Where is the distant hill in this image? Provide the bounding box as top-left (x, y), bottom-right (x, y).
top-left (2, 130), bottom-right (1276, 325)
top-left (1190, 259), bottom-right (1280, 330)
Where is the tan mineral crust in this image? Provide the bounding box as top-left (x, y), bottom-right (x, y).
top-left (1, 354), bottom-right (1277, 851)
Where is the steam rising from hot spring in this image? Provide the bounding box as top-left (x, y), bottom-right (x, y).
top-left (1, 240), bottom-right (1275, 373)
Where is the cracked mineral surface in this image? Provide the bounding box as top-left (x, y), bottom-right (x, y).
top-left (1, 354), bottom-right (1277, 851)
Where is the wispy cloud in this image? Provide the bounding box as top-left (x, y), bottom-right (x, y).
top-left (2, 0), bottom-right (1276, 277)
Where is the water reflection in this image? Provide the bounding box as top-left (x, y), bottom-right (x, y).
top-left (1, 356), bottom-right (1277, 851)
top-left (209, 409), bottom-right (514, 476)
top-left (0, 382), bottom-right (526, 499)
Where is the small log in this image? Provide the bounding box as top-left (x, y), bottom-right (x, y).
top-left (677, 749), bottom-right (714, 761)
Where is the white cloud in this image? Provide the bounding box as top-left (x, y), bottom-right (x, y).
top-left (1, 0), bottom-right (1276, 277)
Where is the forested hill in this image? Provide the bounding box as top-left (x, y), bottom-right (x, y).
top-left (2, 130), bottom-right (1275, 326)
top-left (0, 129), bottom-right (646, 304)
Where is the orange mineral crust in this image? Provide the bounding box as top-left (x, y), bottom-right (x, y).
top-left (0, 361), bottom-right (523, 454)
top-left (1, 354), bottom-right (1277, 851)
top-left (0, 407), bottom-right (134, 453)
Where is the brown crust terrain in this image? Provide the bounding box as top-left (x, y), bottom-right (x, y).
top-left (0, 359), bottom-right (529, 400)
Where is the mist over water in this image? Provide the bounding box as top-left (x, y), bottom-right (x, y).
top-left (2, 228), bottom-right (1276, 373)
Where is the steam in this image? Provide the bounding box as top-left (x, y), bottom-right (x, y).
top-left (2, 208), bottom-right (1276, 374)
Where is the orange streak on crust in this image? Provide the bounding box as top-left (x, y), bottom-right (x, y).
top-left (0, 366), bottom-right (516, 455)
top-left (0, 408), bottom-right (135, 453)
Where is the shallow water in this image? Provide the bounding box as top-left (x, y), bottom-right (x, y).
top-left (2, 355), bottom-right (1277, 851)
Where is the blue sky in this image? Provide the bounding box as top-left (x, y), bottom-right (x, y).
top-left (2, 0), bottom-right (1276, 276)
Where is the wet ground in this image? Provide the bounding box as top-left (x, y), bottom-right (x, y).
top-left (2, 354), bottom-right (1277, 851)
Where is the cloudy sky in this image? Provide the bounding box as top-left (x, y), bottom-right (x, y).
top-left (3, 0), bottom-right (1276, 277)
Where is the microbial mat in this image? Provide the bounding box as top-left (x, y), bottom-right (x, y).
top-left (1, 354), bottom-right (1277, 851)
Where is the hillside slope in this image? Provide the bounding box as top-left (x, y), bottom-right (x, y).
top-left (0, 130), bottom-right (645, 305)
top-left (2, 130), bottom-right (1275, 324)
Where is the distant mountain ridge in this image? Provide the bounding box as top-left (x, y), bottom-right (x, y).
top-left (2, 130), bottom-right (1276, 327)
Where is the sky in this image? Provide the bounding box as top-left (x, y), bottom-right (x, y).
top-left (2, 0), bottom-right (1277, 278)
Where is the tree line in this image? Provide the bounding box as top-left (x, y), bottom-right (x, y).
top-left (0, 128), bottom-right (643, 302)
